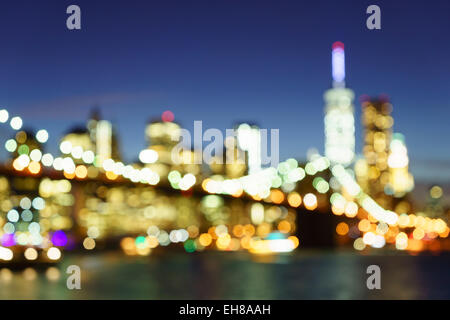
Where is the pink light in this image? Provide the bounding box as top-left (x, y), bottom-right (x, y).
top-left (1, 234), bottom-right (15, 247)
top-left (332, 41), bottom-right (345, 50)
top-left (162, 110), bottom-right (174, 122)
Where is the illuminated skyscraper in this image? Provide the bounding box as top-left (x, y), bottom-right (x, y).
top-left (360, 96), bottom-right (394, 207)
top-left (387, 133), bottom-right (414, 197)
top-left (87, 109), bottom-right (121, 164)
top-left (324, 42), bottom-right (355, 167)
top-left (208, 133), bottom-right (247, 179)
top-left (145, 115), bottom-right (181, 149)
top-left (224, 134), bottom-right (247, 178)
top-left (61, 109), bottom-right (121, 166)
top-left (145, 112), bottom-right (200, 178)
top-left (236, 123), bottom-right (262, 175)
top-left (145, 116), bottom-right (182, 178)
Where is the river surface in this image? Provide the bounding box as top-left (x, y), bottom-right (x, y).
top-left (1, 250), bottom-right (449, 299)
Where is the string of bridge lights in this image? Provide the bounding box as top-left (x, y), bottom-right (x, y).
top-left (331, 164), bottom-right (449, 249)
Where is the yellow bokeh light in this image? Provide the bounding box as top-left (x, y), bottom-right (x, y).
top-left (412, 228), bottom-right (425, 240)
top-left (199, 233), bottom-right (212, 247)
top-left (75, 165), bottom-right (88, 179)
top-left (288, 236), bottom-right (299, 249)
top-left (336, 222), bottom-right (349, 236)
top-left (243, 224), bottom-right (255, 237)
top-left (64, 171), bottom-right (75, 179)
top-left (105, 171), bottom-right (118, 180)
top-left (28, 161), bottom-right (41, 174)
top-left (430, 186), bottom-right (443, 199)
top-left (232, 225), bottom-right (244, 237)
top-left (256, 223), bottom-right (271, 237)
top-left (278, 220), bottom-right (291, 234)
top-left (83, 237), bottom-right (96, 250)
top-left (216, 234), bottom-right (231, 250)
top-left (270, 189), bottom-right (285, 204)
top-left (358, 219), bottom-right (371, 232)
top-left (344, 201), bottom-right (358, 217)
top-left (24, 248), bottom-right (38, 260)
top-left (395, 232), bottom-right (408, 250)
top-left (47, 247), bottom-right (61, 260)
top-left (303, 193), bottom-right (317, 210)
top-left (287, 192), bottom-right (302, 208)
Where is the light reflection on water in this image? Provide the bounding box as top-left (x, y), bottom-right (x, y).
top-left (1, 251), bottom-right (450, 300)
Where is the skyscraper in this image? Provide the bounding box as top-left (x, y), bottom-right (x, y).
top-left (324, 42), bottom-right (355, 167)
top-left (360, 96), bottom-right (394, 208)
top-left (236, 123), bottom-right (262, 175)
top-left (145, 116), bottom-right (182, 179)
top-left (145, 113), bottom-right (200, 178)
top-left (60, 109), bottom-right (121, 166)
top-left (387, 133), bottom-right (414, 197)
top-left (87, 109), bottom-right (121, 164)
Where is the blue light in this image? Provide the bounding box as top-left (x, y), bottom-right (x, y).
top-left (332, 43), bottom-right (345, 85)
top-left (265, 232), bottom-right (286, 240)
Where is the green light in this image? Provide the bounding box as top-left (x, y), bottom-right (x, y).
top-left (277, 162), bottom-right (290, 175)
top-left (202, 195), bottom-right (223, 208)
top-left (271, 176), bottom-right (282, 188)
top-left (168, 170), bottom-right (182, 184)
top-left (170, 181), bottom-right (180, 189)
top-left (94, 156), bottom-right (100, 167)
top-left (305, 163), bottom-right (317, 175)
top-left (184, 239), bottom-right (196, 253)
top-left (312, 177), bottom-right (322, 188)
top-left (17, 144), bottom-right (29, 155)
top-left (286, 158), bottom-right (298, 169)
top-left (135, 236), bottom-right (146, 247)
top-left (316, 180), bottom-right (329, 193)
top-left (287, 167), bottom-right (305, 182)
top-left (313, 177), bottom-right (329, 193)
top-left (330, 193), bottom-right (343, 205)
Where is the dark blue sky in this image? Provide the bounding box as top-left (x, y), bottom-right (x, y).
top-left (0, 0), bottom-right (449, 182)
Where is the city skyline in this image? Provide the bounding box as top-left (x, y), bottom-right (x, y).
top-left (0, 0), bottom-right (449, 183)
top-left (1, 0), bottom-right (450, 302)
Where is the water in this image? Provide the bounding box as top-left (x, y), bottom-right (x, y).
top-left (1, 250), bottom-right (450, 299)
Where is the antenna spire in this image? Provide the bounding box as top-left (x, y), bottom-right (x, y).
top-left (332, 41), bottom-right (345, 88)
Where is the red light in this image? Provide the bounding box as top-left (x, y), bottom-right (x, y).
top-left (332, 41), bottom-right (344, 50)
top-left (162, 110), bottom-right (174, 122)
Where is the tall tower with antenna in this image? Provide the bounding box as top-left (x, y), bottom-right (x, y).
top-left (324, 42), bottom-right (355, 167)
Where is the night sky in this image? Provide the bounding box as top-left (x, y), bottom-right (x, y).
top-left (0, 0), bottom-right (449, 182)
